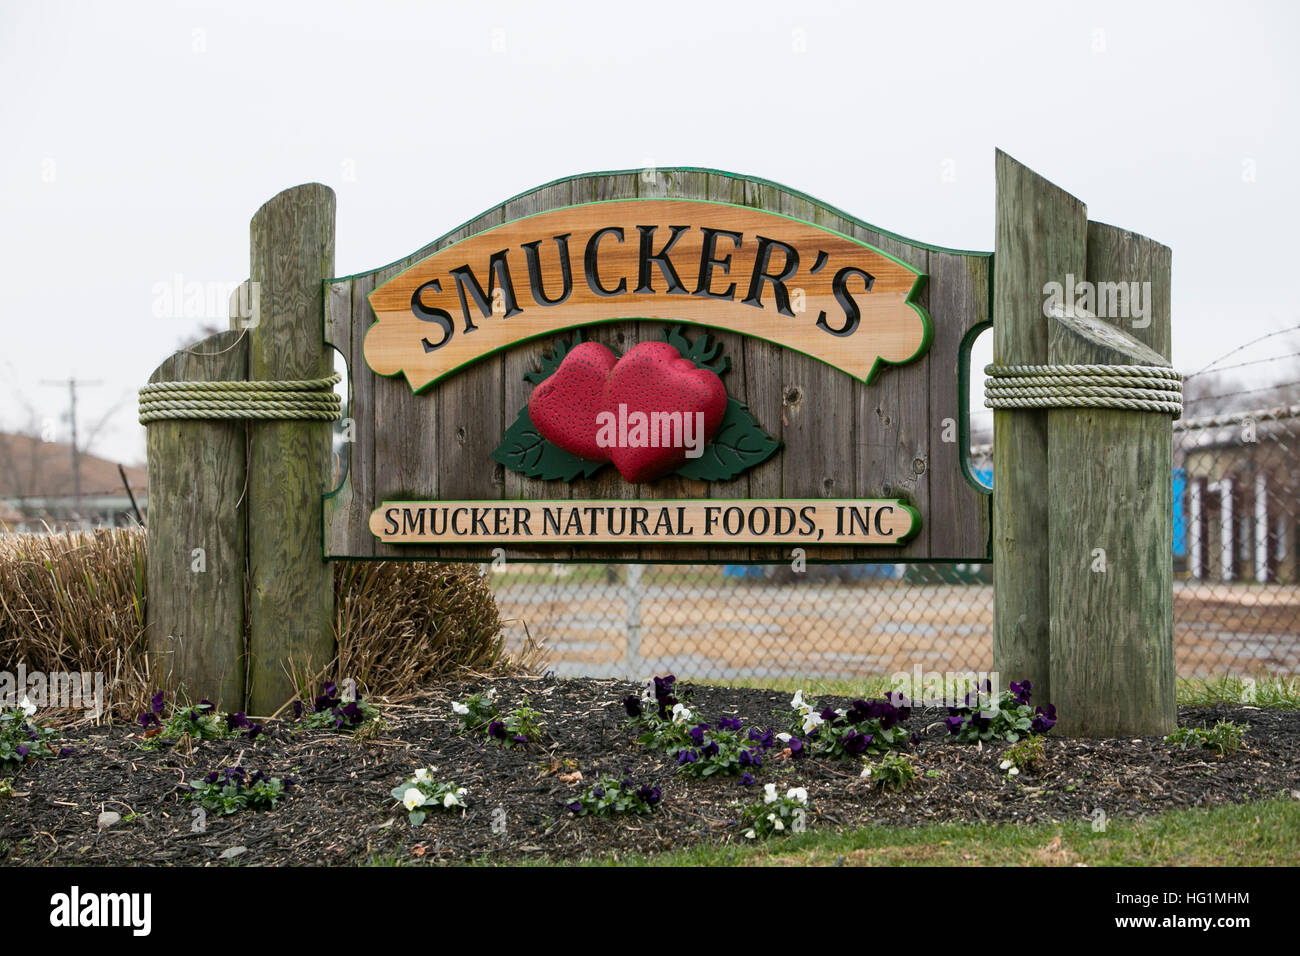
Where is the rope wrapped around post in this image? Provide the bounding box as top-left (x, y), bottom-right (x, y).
top-left (138, 373), bottom-right (342, 423)
top-left (983, 364), bottom-right (1182, 417)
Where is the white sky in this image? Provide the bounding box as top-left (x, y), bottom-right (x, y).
top-left (2, 0), bottom-right (1297, 465)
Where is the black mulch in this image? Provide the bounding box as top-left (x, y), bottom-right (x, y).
top-left (1, 675), bottom-right (1295, 866)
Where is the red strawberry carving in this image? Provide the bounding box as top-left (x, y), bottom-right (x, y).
top-left (602, 342), bottom-right (727, 483)
top-left (527, 342), bottom-right (618, 463)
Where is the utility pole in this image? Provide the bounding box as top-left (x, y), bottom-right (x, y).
top-left (40, 376), bottom-right (102, 513)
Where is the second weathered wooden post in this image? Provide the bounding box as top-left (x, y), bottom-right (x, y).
top-left (143, 331), bottom-right (248, 708)
top-left (246, 183), bottom-right (337, 715)
top-left (1047, 236), bottom-right (1177, 736)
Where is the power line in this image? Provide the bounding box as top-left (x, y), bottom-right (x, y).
top-left (38, 376), bottom-right (103, 508)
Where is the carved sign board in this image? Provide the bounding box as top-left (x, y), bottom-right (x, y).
top-left (363, 200), bottom-right (930, 391)
top-left (323, 168), bottom-right (992, 563)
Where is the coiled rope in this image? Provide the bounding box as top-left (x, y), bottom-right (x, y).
top-left (984, 364), bottom-right (1182, 417)
top-left (138, 373), bottom-right (342, 423)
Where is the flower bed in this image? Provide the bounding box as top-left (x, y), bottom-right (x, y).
top-left (0, 676), bottom-right (1296, 866)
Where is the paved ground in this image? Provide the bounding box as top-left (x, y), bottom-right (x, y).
top-left (489, 569), bottom-right (1300, 681)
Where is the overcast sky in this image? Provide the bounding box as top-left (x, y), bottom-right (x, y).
top-left (2, 0), bottom-right (1296, 465)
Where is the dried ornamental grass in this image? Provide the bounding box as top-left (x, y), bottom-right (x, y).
top-left (0, 528), bottom-right (523, 719)
top-left (0, 528), bottom-right (151, 719)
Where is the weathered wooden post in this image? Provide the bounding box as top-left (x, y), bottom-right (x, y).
top-left (992, 151), bottom-right (1087, 703)
top-left (143, 331), bottom-right (248, 707)
top-left (991, 151), bottom-right (1178, 735)
top-left (246, 183), bottom-right (338, 714)
top-left (1047, 231), bottom-right (1177, 736)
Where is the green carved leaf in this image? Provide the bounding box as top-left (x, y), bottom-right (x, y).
top-left (673, 398), bottom-right (781, 481)
top-left (491, 405), bottom-right (605, 482)
top-left (659, 324), bottom-right (730, 377)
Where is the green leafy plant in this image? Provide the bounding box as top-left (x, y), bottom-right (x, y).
top-left (295, 680), bottom-right (380, 731)
top-left (186, 767), bottom-right (292, 815)
top-left (860, 752), bottom-right (916, 791)
top-left (450, 689), bottom-right (498, 733)
top-left (623, 676), bottom-right (773, 778)
top-left (946, 680), bottom-right (1056, 744)
top-left (566, 773), bottom-right (662, 816)
top-left (739, 784), bottom-right (810, 839)
top-left (1165, 721), bottom-right (1246, 756)
top-left (489, 701), bottom-right (544, 745)
top-left (391, 768), bottom-right (468, 826)
top-left (1001, 735), bottom-right (1046, 774)
top-left (784, 689), bottom-right (915, 759)
top-left (0, 701), bottom-right (65, 769)
top-left (138, 691), bottom-right (259, 748)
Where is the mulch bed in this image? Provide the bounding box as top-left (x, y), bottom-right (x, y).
top-left (1, 675), bottom-right (1296, 866)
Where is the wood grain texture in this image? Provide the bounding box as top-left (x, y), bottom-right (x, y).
top-left (145, 329), bottom-right (247, 709)
top-left (992, 151), bottom-right (1088, 704)
top-left (247, 183), bottom-right (336, 715)
top-left (1048, 232), bottom-right (1177, 736)
top-left (323, 169), bottom-right (990, 564)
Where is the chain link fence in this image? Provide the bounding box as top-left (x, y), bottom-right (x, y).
top-left (490, 394), bottom-right (1300, 684)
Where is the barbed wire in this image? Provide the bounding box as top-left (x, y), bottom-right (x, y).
top-left (1190, 325), bottom-right (1300, 377)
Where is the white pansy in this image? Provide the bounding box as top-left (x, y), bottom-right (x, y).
top-left (671, 703), bottom-right (692, 724)
top-left (443, 788), bottom-right (467, 808)
top-left (403, 788), bottom-right (427, 810)
top-left (18, 696), bottom-right (36, 718)
top-left (763, 783), bottom-right (779, 804)
top-left (776, 732), bottom-right (792, 743)
top-left (1008, 767), bottom-right (1020, 776)
top-left (999, 759), bottom-right (1013, 771)
top-left (744, 828), bottom-right (757, 839)
top-left (413, 768), bottom-right (431, 783)
top-left (451, 701), bottom-right (469, 715)
top-left (860, 765), bottom-right (874, 778)
top-left (801, 711), bottom-right (824, 734)
top-left (786, 787), bottom-right (808, 805)
top-left (767, 813), bottom-right (784, 831)
top-left (790, 690), bottom-right (806, 711)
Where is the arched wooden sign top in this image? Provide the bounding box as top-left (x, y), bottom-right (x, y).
top-left (363, 200), bottom-right (932, 392)
top-left (324, 168), bottom-right (991, 564)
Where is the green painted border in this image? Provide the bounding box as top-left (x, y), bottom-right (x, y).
top-left (369, 497), bottom-right (921, 548)
top-left (359, 196), bottom-right (933, 394)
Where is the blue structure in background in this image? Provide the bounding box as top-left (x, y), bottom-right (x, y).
top-left (1173, 468), bottom-right (1187, 559)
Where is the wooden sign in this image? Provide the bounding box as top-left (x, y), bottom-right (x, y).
top-left (363, 200), bottom-right (930, 391)
top-left (323, 168), bottom-right (992, 564)
top-left (371, 499), bottom-right (919, 546)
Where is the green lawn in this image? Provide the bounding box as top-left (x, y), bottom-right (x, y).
top-left (552, 796), bottom-right (1300, 867)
